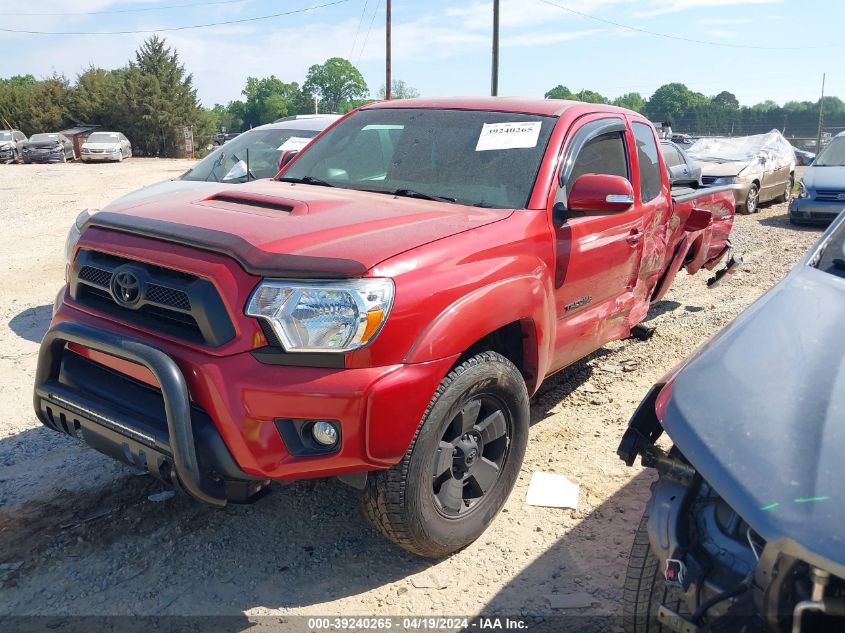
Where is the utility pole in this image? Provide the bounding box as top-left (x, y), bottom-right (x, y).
top-left (815, 73), bottom-right (826, 153)
top-left (491, 0), bottom-right (499, 96)
top-left (385, 0), bottom-right (392, 100)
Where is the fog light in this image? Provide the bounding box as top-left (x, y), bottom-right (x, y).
top-left (312, 421), bottom-right (339, 446)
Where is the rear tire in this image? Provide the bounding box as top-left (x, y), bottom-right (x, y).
top-left (776, 175), bottom-right (793, 203)
top-left (362, 351), bottom-right (529, 558)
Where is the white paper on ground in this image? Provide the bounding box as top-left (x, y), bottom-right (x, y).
top-left (277, 136), bottom-right (313, 151)
top-left (475, 121), bottom-right (542, 152)
top-left (525, 471), bottom-right (580, 509)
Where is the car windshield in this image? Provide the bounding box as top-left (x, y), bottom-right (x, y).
top-left (814, 138), bottom-right (845, 167)
top-left (87, 133), bottom-right (120, 143)
top-left (816, 219), bottom-right (845, 278)
top-left (183, 128), bottom-right (320, 183)
top-left (30, 134), bottom-right (59, 142)
top-left (280, 108), bottom-right (556, 208)
top-left (0, 131), bottom-right (12, 141)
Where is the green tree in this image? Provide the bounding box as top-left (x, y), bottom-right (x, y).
top-left (573, 89), bottom-right (609, 104)
top-left (122, 35), bottom-right (202, 156)
top-left (377, 79), bottom-right (420, 100)
top-left (26, 73), bottom-right (72, 133)
top-left (0, 74), bottom-right (36, 131)
top-left (712, 90), bottom-right (740, 110)
top-left (544, 85), bottom-right (573, 100)
top-left (240, 76), bottom-right (303, 127)
top-left (645, 83), bottom-right (709, 125)
top-left (612, 92), bottom-right (646, 112)
top-left (71, 66), bottom-right (122, 126)
top-left (303, 57), bottom-right (368, 113)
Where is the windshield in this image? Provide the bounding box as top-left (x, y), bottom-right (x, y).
top-left (87, 133), bottom-right (120, 143)
top-left (30, 133), bottom-right (60, 142)
top-left (0, 131), bottom-right (12, 141)
top-left (183, 128), bottom-right (320, 183)
top-left (814, 138), bottom-right (845, 167)
top-left (280, 108), bottom-right (556, 208)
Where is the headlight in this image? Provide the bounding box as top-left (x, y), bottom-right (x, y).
top-left (246, 279), bottom-right (394, 352)
top-left (797, 180), bottom-right (808, 199)
top-left (711, 176), bottom-right (738, 185)
top-left (65, 208), bottom-right (96, 264)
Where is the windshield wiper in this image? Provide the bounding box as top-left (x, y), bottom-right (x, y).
top-left (392, 188), bottom-right (456, 203)
top-left (278, 175), bottom-right (335, 187)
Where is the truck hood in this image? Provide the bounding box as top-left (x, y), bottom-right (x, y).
top-left (802, 165), bottom-right (845, 191)
top-left (88, 180), bottom-right (513, 277)
top-left (662, 264), bottom-right (845, 574)
top-left (103, 178), bottom-right (221, 207)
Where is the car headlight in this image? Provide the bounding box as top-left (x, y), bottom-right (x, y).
top-left (65, 208), bottom-right (96, 265)
top-left (797, 180), bottom-right (808, 199)
top-left (711, 176), bottom-right (738, 185)
top-left (246, 279), bottom-right (394, 352)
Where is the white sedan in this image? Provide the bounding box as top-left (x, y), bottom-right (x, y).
top-left (80, 132), bottom-right (132, 162)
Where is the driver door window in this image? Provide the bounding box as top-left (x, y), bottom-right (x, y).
top-left (568, 132), bottom-right (629, 187)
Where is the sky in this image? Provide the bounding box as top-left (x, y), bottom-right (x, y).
top-left (0, 0), bottom-right (841, 110)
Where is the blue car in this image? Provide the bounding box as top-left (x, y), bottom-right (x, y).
top-left (789, 131), bottom-right (845, 226)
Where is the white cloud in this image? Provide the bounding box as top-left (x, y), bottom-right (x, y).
top-left (635, 0), bottom-right (782, 18)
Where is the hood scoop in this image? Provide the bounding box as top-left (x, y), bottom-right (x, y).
top-left (201, 192), bottom-right (294, 215)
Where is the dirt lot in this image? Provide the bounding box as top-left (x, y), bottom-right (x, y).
top-left (0, 160), bottom-right (820, 628)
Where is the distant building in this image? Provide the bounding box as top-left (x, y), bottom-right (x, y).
top-left (59, 125), bottom-right (102, 158)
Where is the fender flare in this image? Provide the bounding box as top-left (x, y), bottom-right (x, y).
top-left (403, 274), bottom-right (553, 393)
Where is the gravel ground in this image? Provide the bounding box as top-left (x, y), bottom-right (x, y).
top-left (0, 161), bottom-right (820, 628)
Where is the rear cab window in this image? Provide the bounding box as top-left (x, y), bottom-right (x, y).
top-left (633, 122), bottom-right (663, 202)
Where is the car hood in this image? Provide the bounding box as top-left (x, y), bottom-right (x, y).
top-left (25, 140), bottom-right (62, 149)
top-left (83, 143), bottom-right (120, 150)
top-left (87, 179), bottom-right (513, 277)
top-left (661, 264), bottom-right (845, 575)
top-left (802, 165), bottom-right (845, 191)
top-left (103, 178), bottom-right (223, 207)
top-left (695, 159), bottom-right (757, 178)
top-left (0, 141), bottom-right (13, 149)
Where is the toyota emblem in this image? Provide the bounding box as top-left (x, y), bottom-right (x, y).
top-left (111, 268), bottom-right (142, 307)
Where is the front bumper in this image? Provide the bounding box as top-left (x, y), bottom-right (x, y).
top-left (37, 298), bottom-right (455, 503)
top-left (0, 149), bottom-right (15, 162)
top-left (81, 152), bottom-right (120, 161)
top-left (788, 198), bottom-right (845, 225)
top-left (24, 153), bottom-right (65, 163)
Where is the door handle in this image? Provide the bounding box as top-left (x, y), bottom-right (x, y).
top-left (626, 229), bottom-right (642, 246)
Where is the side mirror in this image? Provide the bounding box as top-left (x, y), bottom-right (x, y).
top-left (568, 173), bottom-right (635, 214)
top-left (278, 149), bottom-right (299, 171)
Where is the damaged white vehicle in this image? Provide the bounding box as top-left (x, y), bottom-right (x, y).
top-left (689, 130), bottom-right (796, 214)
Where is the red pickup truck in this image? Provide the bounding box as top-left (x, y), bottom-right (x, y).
top-left (36, 98), bottom-right (735, 558)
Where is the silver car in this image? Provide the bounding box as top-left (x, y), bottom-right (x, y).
top-left (80, 131), bottom-right (132, 162)
top-left (789, 131), bottom-right (845, 226)
top-left (0, 129), bottom-right (27, 163)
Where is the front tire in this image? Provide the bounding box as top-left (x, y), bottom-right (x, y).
top-left (362, 351), bottom-right (529, 558)
top-left (739, 183), bottom-right (759, 215)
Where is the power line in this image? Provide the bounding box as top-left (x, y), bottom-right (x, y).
top-left (539, 0), bottom-right (841, 51)
top-left (0, 0), bottom-right (351, 35)
top-left (0, 0), bottom-right (249, 17)
top-left (348, 0), bottom-right (370, 58)
top-left (356, 0), bottom-right (381, 64)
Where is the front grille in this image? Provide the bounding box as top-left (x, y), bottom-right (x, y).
top-left (815, 190), bottom-right (845, 202)
top-left (70, 249), bottom-right (235, 347)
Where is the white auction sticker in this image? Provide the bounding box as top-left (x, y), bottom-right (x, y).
top-left (475, 121), bottom-right (542, 152)
top-left (277, 136), bottom-right (312, 151)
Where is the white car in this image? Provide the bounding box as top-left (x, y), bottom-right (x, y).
top-left (80, 131), bottom-right (132, 162)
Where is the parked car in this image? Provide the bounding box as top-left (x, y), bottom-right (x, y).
top-left (690, 131), bottom-right (796, 214)
top-left (618, 211), bottom-right (845, 632)
top-left (789, 131), bottom-right (845, 226)
top-left (82, 115), bottom-right (340, 214)
top-left (0, 129), bottom-right (27, 163)
top-left (660, 139), bottom-right (701, 187)
top-left (793, 147), bottom-right (816, 166)
top-left (38, 98), bottom-right (736, 558)
top-left (212, 132), bottom-right (240, 146)
top-left (22, 133), bottom-right (75, 163)
top-left (80, 132), bottom-right (132, 162)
